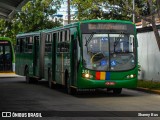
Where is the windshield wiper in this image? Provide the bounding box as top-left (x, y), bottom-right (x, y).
top-left (85, 33), bottom-right (95, 46)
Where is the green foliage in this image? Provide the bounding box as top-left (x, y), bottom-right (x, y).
top-left (13, 0), bottom-right (62, 32)
top-left (71, 0), bottom-right (132, 20)
top-left (0, 19), bottom-right (14, 39)
top-left (0, 0), bottom-right (62, 43)
top-left (72, 0), bottom-right (160, 22)
top-left (1, 0), bottom-right (159, 43)
top-left (138, 80), bottom-right (160, 89)
top-left (135, 0), bottom-right (150, 16)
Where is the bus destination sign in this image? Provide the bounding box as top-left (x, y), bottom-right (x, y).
top-left (81, 23), bottom-right (134, 34)
top-left (88, 23), bottom-right (127, 31)
top-left (0, 41), bottom-right (9, 44)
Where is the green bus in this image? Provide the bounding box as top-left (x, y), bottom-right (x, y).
top-left (16, 20), bottom-right (138, 94)
top-left (0, 37), bottom-right (15, 73)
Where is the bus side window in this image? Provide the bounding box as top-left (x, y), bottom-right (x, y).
top-left (56, 30), bottom-right (70, 53)
top-left (16, 38), bottom-right (20, 53)
top-left (20, 38), bottom-right (25, 53)
top-left (60, 31), bottom-right (63, 42)
top-left (26, 37), bottom-right (33, 53)
top-left (45, 34), bottom-right (52, 53)
top-left (57, 30), bottom-right (70, 53)
top-left (57, 32), bottom-right (61, 52)
top-left (34, 36), bottom-right (39, 59)
top-left (53, 33), bottom-right (57, 52)
top-left (66, 30), bottom-right (70, 42)
top-left (65, 30), bottom-right (70, 52)
top-left (65, 30), bottom-right (67, 41)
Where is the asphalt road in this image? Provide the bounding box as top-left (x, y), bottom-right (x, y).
top-left (0, 76), bottom-right (160, 120)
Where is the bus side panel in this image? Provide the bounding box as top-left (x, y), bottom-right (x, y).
top-left (15, 37), bottom-right (34, 76)
top-left (55, 53), bottom-right (64, 84)
top-left (16, 53), bottom-right (33, 76)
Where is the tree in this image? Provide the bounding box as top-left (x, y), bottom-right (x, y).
top-left (122, 0), bottom-right (160, 51)
top-left (71, 0), bottom-right (132, 20)
top-left (72, 0), bottom-right (160, 51)
top-left (0, 0), bottom-right (62, 42)
top-left (13, 0), bottom-right (62, 33)
top-left (147, 0), bottom-right (160, 51)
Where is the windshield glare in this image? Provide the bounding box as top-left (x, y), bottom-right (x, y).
top-left (82, 34), bottom-right (135, 71)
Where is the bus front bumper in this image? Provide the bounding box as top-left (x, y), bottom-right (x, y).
top-left (77, 78), bottom-right (137, 89)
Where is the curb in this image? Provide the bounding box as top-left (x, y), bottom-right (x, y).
top-left (136, 87), bottom-right (160, 95)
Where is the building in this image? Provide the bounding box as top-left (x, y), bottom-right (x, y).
top-left (137, 19), bottom-right (160, 81)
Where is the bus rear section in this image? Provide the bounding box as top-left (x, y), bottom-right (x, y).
top-left (0, 37), bottom-right (15, 73)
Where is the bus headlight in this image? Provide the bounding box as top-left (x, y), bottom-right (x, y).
top-left (82, 73), bottom-right (93, 79)
top-left (85, 73), bottom-right (90, 78)
top-left (127, 74), bottom-right (136, 79)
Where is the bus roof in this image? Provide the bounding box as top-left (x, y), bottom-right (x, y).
top-left (79, 19), bottom-right (134, 24)
top-left (16, 31), bottom-right (41, 37)
top-left (44, 19), bottom-right (134, 32)
top-left (16, 19), bottom-right (135, 36)
top-left (0, 37), bottom-right (12, 42)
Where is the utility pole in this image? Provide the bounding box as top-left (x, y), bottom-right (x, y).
top-left (68, 0), bottom-right (70, 24)
top-left (133, 0), bottom-right (135, 23)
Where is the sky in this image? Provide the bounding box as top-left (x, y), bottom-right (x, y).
top-left (56, 0), bottom-right (77, 19)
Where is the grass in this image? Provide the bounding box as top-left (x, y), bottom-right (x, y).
top-left (138, 80), bottom-right (160, 90)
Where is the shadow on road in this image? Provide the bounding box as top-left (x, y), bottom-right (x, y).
top-left (0, 77), bottom-right (136, 98)
top-left (34, 80), bottom-right (135, 98)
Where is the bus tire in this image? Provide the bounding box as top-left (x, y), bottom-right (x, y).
top-left (67, 84), bottom-right (76, 95)
top-left (24, 67), bottom-right (31, 84)
top-left (113, 88), bottom-right (122, 95)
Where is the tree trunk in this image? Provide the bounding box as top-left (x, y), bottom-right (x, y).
top-left (151, 20), bottom-right (160, 51)
top-left (148, 0), bottom-right (160, 51)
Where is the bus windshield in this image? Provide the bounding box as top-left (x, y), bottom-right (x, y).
top-left (0, 40), bottom-right (12, 72)
top-left (82, 33), bottom-right (135, 71)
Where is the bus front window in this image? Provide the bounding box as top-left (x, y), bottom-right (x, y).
top-left (83, 34), bottom-right (109, 70)
top-left (110, 34), bottom-right (135, 71)
top-left (82, 34), bottom-right (136, 71)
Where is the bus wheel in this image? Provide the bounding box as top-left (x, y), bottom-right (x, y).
top-left (113, 88), bottom-right (122, 95)
top-left (67, 83), bottom-right (76, 95)
top-left (25, 67), bottom-right (31, 84)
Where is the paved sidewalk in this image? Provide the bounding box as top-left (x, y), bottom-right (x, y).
top-left (0, 73), bottom-right (22, 77)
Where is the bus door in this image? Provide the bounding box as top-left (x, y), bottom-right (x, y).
top-left (52, 33), bottom-right (57, 81)
top-left (33, 36), bottom-right (40, 76)
top-left (38, 33), bottom-right (45, 78)
top-left (0, 41), bottom-right (12, 72)
top-left (71, 33), bottom-right (79, 86)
